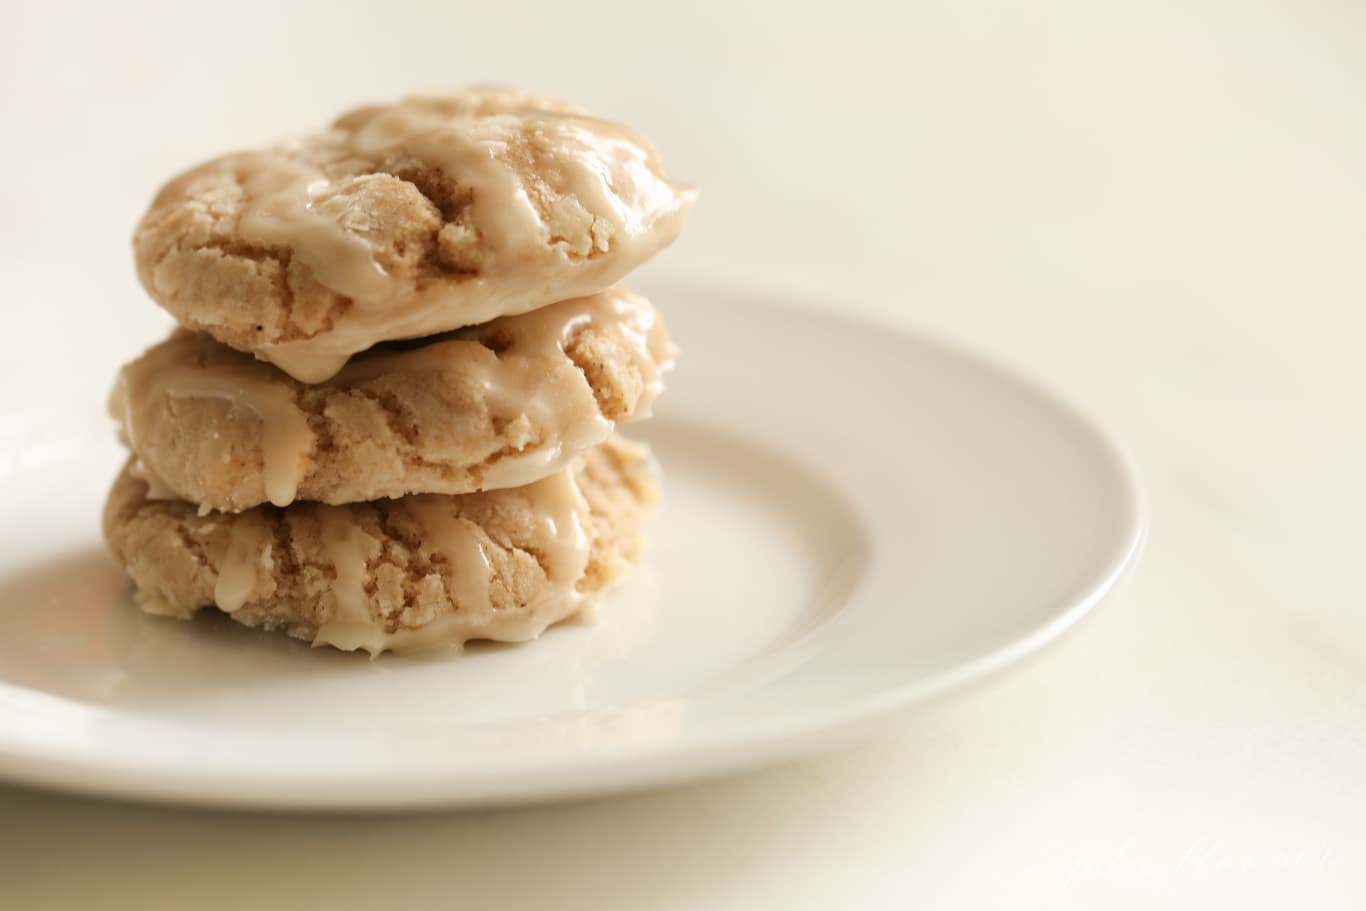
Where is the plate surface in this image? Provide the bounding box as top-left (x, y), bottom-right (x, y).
top-left (0, 280), bottom-right (1145, 809)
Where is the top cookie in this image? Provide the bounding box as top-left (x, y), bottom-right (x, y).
top-left (134, 86), bottom-right (696, 382)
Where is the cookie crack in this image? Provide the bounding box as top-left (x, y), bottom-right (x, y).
top-left (562, 323), bottom-right (640, 421)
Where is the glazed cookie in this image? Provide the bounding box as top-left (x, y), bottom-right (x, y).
top-left (110, 286), bottom-right (674, 512)
top-left (103, 438), bottom-right (656, 655)
top-left (134, 86), bottom-right (696, 382)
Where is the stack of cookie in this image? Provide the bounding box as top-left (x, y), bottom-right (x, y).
top-left (102, 88), bottom-right (695, 655)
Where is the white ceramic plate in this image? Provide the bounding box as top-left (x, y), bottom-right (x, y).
top-left (0, 279), bottom-right (1145, 810)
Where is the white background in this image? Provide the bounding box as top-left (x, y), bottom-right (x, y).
top-left (2, 0), bottom-right (1364, 906)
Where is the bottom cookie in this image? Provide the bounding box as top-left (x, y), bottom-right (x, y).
top-left (103, 438), bottom-right (656, 655)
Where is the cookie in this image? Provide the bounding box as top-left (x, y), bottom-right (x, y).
top-left (110, 286), bottom-right (674, 512)
top-left (103, 438), bottom-right (656, 655)
top-left (133, 86), bottom-right (696, 382)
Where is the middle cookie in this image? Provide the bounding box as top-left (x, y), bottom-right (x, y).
top-left (111, 285), bottom-right (674, 513)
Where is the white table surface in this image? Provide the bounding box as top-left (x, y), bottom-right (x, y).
top-left (2, 0), bottom-right (1363, 906)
